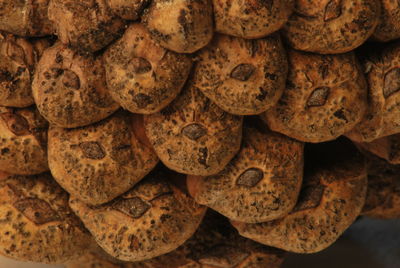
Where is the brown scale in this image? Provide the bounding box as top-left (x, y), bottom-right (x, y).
top-left (187, 117), bottom-right (304, 223)
top-left (142, 0), bottom-right (214, 53)
top-left (0, 106), bottom-right (48, 175)
top-left (282, 0), bottom-right (381, 54)
top-left (0, 33), bottom-right (50, 107)
top-left (107, 0), bottom-right (149, 20)
top-left (144, 78), bottom-right (243, 176)
top-left (193, 33), bottom-right (288, 115)
top-left (0, 0), bottom-right (54, 37)
top-left (32, 42), bottom-right (120, 128)
top-left (354, 133), bottom-right (400, 165)
top-left (48, 111), bottom-right (159, 205)
top-left (361, 152), bottom-right (400, 219)
top-left (262, 49), bottom-right (367, 143)
top-left (232, 138), bottom-right (368, 253)
top-left (346, 41), bottom-right (400, 142)
top-left (213, 0), bottom-right (294, 39)
top-left (69, 167), bottom-right (207, 262)
top-left (0, 172), bottom-right (91, 264)
top-left (48, 0), bottom-right (126, 53)
top-left (372, 0), bottom-right (400, 42)
top-left (103, 23), bottom-right (192, 114)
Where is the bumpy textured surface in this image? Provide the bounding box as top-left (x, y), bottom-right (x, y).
top-left (355, 134), bottom-right (400, 165)
top-left (143, 0), bottom-right (214, 53)
top-left (69, 168), bottom-right (207, 262)
top-left (0, 0), bottom-right (53, 37)
top-left (213, 0), bottom-right (294, 39)
top-left (48, 0), bottom-right (125, 53)
top-left (66, 251), bottom-right (123, 268)
top-left (32, 42), bottom-right (120, 128)
top-left (372, 0), bottom-right (400, 42)
top-left (346, 42), bottom-right (400, 142)
top-left (129, 211), bottom-right (285, 268)
top-left (193, 33), bottom-right (287, 115)
top-left (48, 111), bottom-right (159, 205)
top-left (144, 80), bottom-right (243, 176)
top-left (263, 49), bottom-right (367, 143)
top-left (361, 153), bottom-right (400, 219)
top-left (0, 106), bottom-right (48, 175)
top-left (282, 0), bottom-right (380, 54)
top-left (104, 24), bottom-right (192, 114)
top-left (187, 118), bottom-right (304, 223)
top-left (0, 33), bottom-right (50, 107)
top-left (232, 138), bottom-right (367, 253)
top-left (108, 0), bottom-right (149, 20)
top-left (0, 172), bottom-right (91, 264)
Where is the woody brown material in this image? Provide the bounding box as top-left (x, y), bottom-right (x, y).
top-left (69, 168), bottom-right (207, 262)
top-left (282, 0), bottom-right (380, 54)
top-left (262, 49), bottom-right (367, 143)
top-left (0, 0), bottom-right (53, 37)
top-left (372, 0), bottom-right (400, 42)
top-left (129, 211), bottom-right (285, 268)
top-left (232, 138), bottom-right (367, 253)
top-left (32, 42), bottom-right (120, 128)
top-left (48, 112), bottom-right (159, 205)
top-left (0, 106), bottom-right (48, 175)
top-left (144, 80), bottom-right (243, 176)
top-left (193, 33), bottom-right (287, 115)
top-left (187, 118), bottom-right (304, 223)
top-left (48, 0), bottom-right (126, 53)
top-left (361, 153), bottom-right (400, 219)
top-left (0, 172), bottom-right (91, 264)
top-left (346, 42), bottom-right (400, 142)
top-left (142, 0), bottom-right (214, 53)
top-left (355, 134), bottom-right (400, 165)
top-left (66, 251), bottom-right (124, 268)
top-left (213, 0), bottom-right (294, 39)
top-left (104, 23), bottom-right (192, 114)
top-left (0, 33), bottom-right (50, 107)
top-left (107, 0), bottom-right (149, 20)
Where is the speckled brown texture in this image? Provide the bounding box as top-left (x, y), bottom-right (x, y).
top-left (32, 42), bottom-right (120, 128)
top-left (0, 172), bottom-right (91, 264)
top-left (0, 33), bottom-right (50, 107)
top-left (282, 0), bottom-right (380, 54)
top-left (372, 0), bottom-right (400, 42)
top-left (346, 42), bottom-right (400, 142)
top-left (144, 80), bottom-right (243, 176)
top-left (187, 118), bottom-right (304, 223)
top-left (232, 138), bottom-right (368, 253)
top-left (69, 168), bottom-right (207, 262)
top-left (213, 0), bottom-right (294, 39)
top-left (48, 0), bottom-right (126, 53)
top-left (193, 33), bottom-right (287, 115)
top-left (361, 153), bottom-right (400, 219)
top-left (0, 0), bottom-right (53, 37)
top-left (262, 49), bottom-right (367, 143)
top-left (355, 133), bottom-right (400, 165)
top-left (142, 0), bottom-right (214, 53)
top-left (129, 211), bottom-right (285, 268)
top-left (48, 111), bottom-right (159, 205)
top-left (104, 23), bottom-right (192, 114)
top-left (66, 251), bottom-right (123, 268)
top-left (107, 0), bottom-right (149, 20)
top-left (0, 106), bottom-right (48, 175)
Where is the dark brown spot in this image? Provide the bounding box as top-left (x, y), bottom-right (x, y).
top-left (0, 113), bottom-right (30, 136)
top-left (333, 108), bottom-right (348, 123)
top-left (198, 245), bottom-right (249, 267)
top-left (230, 64), bottom-right (256, 81)
top-left (236, 168), bottom-right (264, 187)
top-left (182, 123), bottom-right (207, 141)
top-left (113, 197), bottom-right (151, 218)
top-left (292, 185), bottom-right (325, 212)
top-left (324, 0), bottom-right (342, 21)
top-left (133, 93), bottom-right (153, 109)
top-left (129, 234), bottom-right (140, 250)
top-left (307, 87), bottom-right (330, 107)
top-left (79, 141), bottom-right (106, 160)
top-left (13, 198), bottom-right (60, 225)
top-left (198, 147), bottom-right (208, 168)
top-left (62, 70), bottom-right (80, 90)
top-left (130, 57), bottom-right (152, 74)
top-left (383, 68), bottom-right (400, 98)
